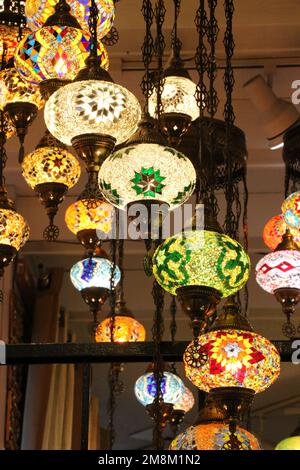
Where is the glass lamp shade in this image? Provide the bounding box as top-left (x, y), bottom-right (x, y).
top-left (44, 80), bottom-right (141, 145)
top-left (99, 143), bottom-right (196, 209)
top-left (169, 423), bottom-right (261, 450)
top-left (70, 256), bottom-right (121, 292)
top-left (15, 26), bottom-right (109, 85)
top-left (183, 329), bottom-right (280, 393)
top-left (275, 436), bottom-right (300, 450)
top-left (95, 315), bottom-right (146, 343)
top-left (173, 386), bottom-right (195, 413)
top-left (22, 147), bottom-right (81, 189)
top-left (65, 199), bottom-right (114, 235)
top-left (256, 250), bottom-right (300, 294)
top-left (0, 208), bottom-right (29, 251)
top-left (282, 191), bottom-right (300, 229)
top-left (152, 230), bottom-right (250, 297)
top-left (148, 76), bottom-right (198, 121)
top-left (25, 0), bottom-right (115, 39)
top-left (263, 214), bottom-right (300, 251)
top-left (0, 68), bottom-right (44, 110)
top-left (134, 371), bottom-right (185, 407)
top-left (0, 25), bottom-right (31, 62)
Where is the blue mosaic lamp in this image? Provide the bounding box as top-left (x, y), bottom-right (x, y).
top-left (134, 369), bottom-right (185, 409)
top-left (70, 251), bottom-right (121, 313)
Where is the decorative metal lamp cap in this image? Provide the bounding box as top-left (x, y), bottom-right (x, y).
top-left (44, 0), bottom-right (81, 29)
top-left (75, 55), bottom-right (113, 83)
top-left (275, 228), bottom-right (300, 252)
top-left (126, 113), bottom-right (167, 147)
top-left (209, 300), bottom-right (253, 332)
top-left (164, 54), bottom-right (192, 81)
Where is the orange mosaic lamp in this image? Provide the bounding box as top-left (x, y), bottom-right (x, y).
top-left (95, 314), bottom-right (146, 343)
top-left (0, 25), bottom-right (31, 62)
top-left (170, 423), bottom-right (261, 451)
top-left (263, 214), bottom-right (300, 250)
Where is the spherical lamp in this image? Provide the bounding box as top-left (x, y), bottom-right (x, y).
top-left (99, 134), bottom-right (196, 210)
top-left (22, 135), bottom-right (81, 240)
top-left (173, 386), bottom-right (195, 414)
top-left (183, 303), bottom-right (280, 397)
top-left (275, 436), bottom-right (300, 450)
top-left (95, 301), bottom-right (146, 343)
top-left (25, 0), bottom-right (115, 39)
top-left (152, 229), bottom-right (250, 333)
top-left (70, 252), bottom-right (121, 313)
top-left (65, 198), bottom-right (114, 251)
top-left (15, 1), bottom-right (109, 86)
top-left (256, 230), bottom-right (300, 337)
top-left (0, 67), bottom-right (44, 162)
top-left (170, 423), bottom-right (261, 451)
top-left (263, 214), bottom-right (300, 250)
top-left (282, 191), bottom-right (300, 230)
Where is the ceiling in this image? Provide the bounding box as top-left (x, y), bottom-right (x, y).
top-left (5, 0), bottom-right (300, 450)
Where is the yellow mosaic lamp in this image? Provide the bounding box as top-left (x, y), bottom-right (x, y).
top-left (25, 0), bottom-right (115, 40)
top-left (22, 131), bottom-right (81, 241)
top-left (95, 300), bottom-right (146, 343)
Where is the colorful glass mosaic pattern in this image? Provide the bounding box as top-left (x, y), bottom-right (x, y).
top-left (22, 147), bottom-right (81, 189)
top-left (282, 191), bottom-right (300, 229)
top-left (149, 76), bottom-right (199, 121)
top-left (15, 26), bottom-right (108, 85)
top-left (0, 208), bottom-right (29, 251)
top-left (173, 386), bottom-right (195, 413)
top-left (2, 116), bottom-right (15, 140)
top-left (152, 230), bottom-right (250, 297)
top-left (169, 424), bottom-right (261, 450)
top-left (45, 80), bottom-right (141, 145)
top-left (183, 329), bottom-right (280, 393)
top-left (99, 143), bottom-right (196, 209)
top-left (95, 315), bottom-right (146, 343)
top-left (25, 0), bottom-right (115, 40)
top-left (65, 199), bottom-right (114, 235)
top-left (0, 25), bottom-right (31, 62)
top-left (275, 436), bottom-right (300, 450)
top-left (134, 371), bottom-right (185, 407)
top-left (70, 256), bottom-right (121, 291)
top-left (263, 214), bottom-right (300, 251)
top-left (256, 250), bottom-right (300, 293)
top-left (0, 67), bottom-right (44, 110)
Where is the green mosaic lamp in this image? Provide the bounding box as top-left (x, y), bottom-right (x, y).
top-left (98, 114), bottom-right (196, 211)
top-left (152, 226), bottom-right (250, 333)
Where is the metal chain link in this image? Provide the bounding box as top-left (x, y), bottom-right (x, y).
top-left (154, 0), bottom-right (166, 121)
top-left (88, 0), bottom-right (100, 57)
top-left (141, 0), bottom-right (155, 112)
top-left (171, 0), bottom-right (182, 55)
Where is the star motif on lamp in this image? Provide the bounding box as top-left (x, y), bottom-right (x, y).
top-left (198, 331), bottom-right (265, 384)
top-left (131, 167), bottom-right (166, 197)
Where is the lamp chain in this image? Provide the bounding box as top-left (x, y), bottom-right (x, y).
top-left (171, 0), bottom-right (182, 57)
top-left (170, 295), bottom-right (177, 344)
top-left (154, 0), bottom-right (166, 122)
top-left (141, 0), bottom-right (155, 114)
top-left (195, 0), bottom-right (209, 203)
top-left (0, 113), bottom-right (7, 188)
top-left (88, 0), bottom-right (99, 57)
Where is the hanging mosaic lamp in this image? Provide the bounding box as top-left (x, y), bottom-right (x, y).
top-left (170, 423), bottom-right (261, 451)
top-left (70, 248), bottom-right (121, 314)
top-left (99, 115), bottom-right (196, 212)
top-left (134, 364), bottom-right (185, 427)
top-left (25, 0), bottom-right (115, 39)
top-left (0, 65), bottom-right (44, 162)
top-left (22, 130), bottom-right (81, 241)
top-left (183, 302), bottom-right (280, 418)
top-left (0, 187), bottom-right (29, 274)
top-left (152, 226), bottom-right (250, 334)
top-left (282, 191), bottom-right (300, 230)
top-left (148, 1), bottom-right (198, 145)
top-left (15, 0), bottom-right (109, 88)
top-left (95, 300), bottom-right (146, 343)
top-left (65, 197), bottom-right (114, 252)
top-left (263, 213), bottom-right (300, 251)
top-left (256, 230), bottom-right (300, 338)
